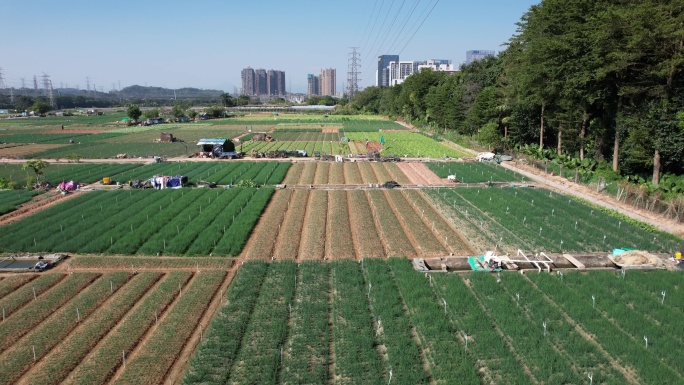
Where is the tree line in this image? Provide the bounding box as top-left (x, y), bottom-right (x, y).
top-left (348, 0), bottom-right (684, 184)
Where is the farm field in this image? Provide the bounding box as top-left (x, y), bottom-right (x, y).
top-left (425, 187), bottom-right (682, 254)
top-left (427, 161), bottom-right (525, 183)
top-left (0, 269), bottom-right (227, 385)
top-left (281, 161), bottom-right (412, 185)
top-left (0, 161), bottom-right (289, 187)
top-left (345, 132), bottom-right (470, 158)
top-left (0, 190), bottom-right (40, 215)
top-left (183, 259), bottom-right (684, 385)
top-left (242, 189), bottom-right (474, 260)
top-left (0, 187), bottom-right (274, 256)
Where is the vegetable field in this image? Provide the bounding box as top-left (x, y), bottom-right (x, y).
top-left (0, 270), bottom-right (226, 385)
top-left (0, 187), bottom-right (274, 256)
top-left (0, 163), bottom-right (144, 185)
top-left (109, 161), bottom-right (290, 185)
top-left (183, 259), bottom-right (684, 385)
top-left (0, 190), bottom-right (39, 215)
top-left (427, 161), bottom-right (524, 183)
top-left (345, 132), bottom-right (469, 158)
top-left (425, 187), bottom-right (682, 253)
top-left (242, 189), bottom-right (474, 260)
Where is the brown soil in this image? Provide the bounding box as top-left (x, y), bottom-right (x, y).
top-left (0, 190), bottom-right (84, 226)
top-left (0, 144), bottom-right (68, 158)
top-left (397, 163), bottom-right (429, 185)
top-left (367, 142), bottom-right (383, 152)
top-left (410, 163), bottom-right (443, 184)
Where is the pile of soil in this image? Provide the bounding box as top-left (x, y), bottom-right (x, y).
top-left (611, 251), bottom-right (660, 266)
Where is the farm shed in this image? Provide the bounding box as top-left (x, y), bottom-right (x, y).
top-left (160, 132), bottom-right (175, 142)
top-left (197, 138), bottom-right (235, 157)
top-left (252, 133), bottom-right (273, 142)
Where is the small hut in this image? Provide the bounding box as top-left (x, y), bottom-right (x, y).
top-left (196, 138), bottom-right (235, 157)
top-left (160, 132), bottom-right (175, 142)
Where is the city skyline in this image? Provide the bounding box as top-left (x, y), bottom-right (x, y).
top-left (0, 0), bottom-right (539, 94)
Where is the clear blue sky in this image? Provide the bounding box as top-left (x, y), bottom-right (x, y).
top-left (1, 0), bottom-right (539, 94)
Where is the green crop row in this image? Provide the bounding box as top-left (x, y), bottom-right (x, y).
top-left (226, 261), bottom-right (297, 384)
top-left (64, 271), bottom-right (193, 385)
top-left (427, 161), bottom-right (523, 182)
top-left (345, 132), bottom-right (469, 158)
top-left (0, 189), bottom-right (39, 214)
top-left (0, 273), bottom-right (65, 318)
top-left (362, 259), bottom-right (431, 384)
top-left (529, 272), bottom-right (683, 384)
top-left (0, 188), bottom-right (274, 256)
top-left (0, 272), bottom-right (131, 385)
top-left (427, 187), bottom-right (681, 253)
top-left (389, 258), bottom-right (481, 384)
top-left (331, 260), bottom-right (385, 385)
top-left (111, 270), bottom-right (226, 385)
top-left (430, 273), bottom-right (533, 384)
top-left (183, 262), bottom-right (269, 384)
top-left (279, 261), bottom-right (331, 384)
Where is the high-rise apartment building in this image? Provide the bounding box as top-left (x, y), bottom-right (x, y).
top-left (307, 74), bottom-right (320, 96)
top-left (465, 50), bottom-right (496, 65)
top-left (377, 55), bottom-right (399, 87)
top-left (241, 67), bottom-right (256, 96)
top-left (255, 69), bottom-right (268, 95)
top-left (267, 70), bottom-right (286, 96)
top-left (319, 68), bottom-right (336, 96)
top-left (388, 61), bottom-right (415, 85)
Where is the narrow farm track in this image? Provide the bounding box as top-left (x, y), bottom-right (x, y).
top-left (106, 272), bottom-right (197, 385)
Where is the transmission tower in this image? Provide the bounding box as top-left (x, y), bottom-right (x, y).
top-left (347, 47), bottom-right (361, 101)
top-left (10, 88), bottom-right (14, 103)
top-left (41, 73), bottom-right (50, 94)
top-left (48, 80), bottom-right (55, 108)
top-left (0, 67), bottom-right (5, 89)
top-left (33, 75), bottom-right (38, 91)
top-left (20, 78), bottom-right (25, 89)
top-left (86, 77), bottom-right (90, 93)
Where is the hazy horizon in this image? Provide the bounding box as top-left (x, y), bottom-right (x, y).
top-left (1, 0), bottom-right (538, 94)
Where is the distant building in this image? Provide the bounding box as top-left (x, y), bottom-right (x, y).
top-left (465, 50), bottom-right (496, 65)
top-left (241, 67), bottom-right (256, 96)
top-left (307, 74), bottom-right (320, 96)
top-left (267, 70), bottom-right (286, 96)
top-left (319, 68), bottom-right (336, 96)
top-left (388, 61), bottom-right (416, 86)
top-left (377, 54), bottom-right (399, 87)
top-left (255, 69), bottom-right (268, 95)
top-left (416, 59), bottom-right (456, 73)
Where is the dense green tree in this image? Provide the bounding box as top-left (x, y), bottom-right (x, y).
top-left (30, 101), bottom-right (51, 114)
top-left (127, 105), bottom-right (142, 122)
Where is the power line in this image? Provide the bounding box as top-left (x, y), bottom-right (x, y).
top-left (358, 0), bottom-right (380, 47)
top-left (385, 0), bottom-right (423, 54)
top-left (368, 0), bottom-right (408, 66)
top-left (398, 0), bottom-right (440, 55)
top-left (364, 0), bottom-right (396, 62)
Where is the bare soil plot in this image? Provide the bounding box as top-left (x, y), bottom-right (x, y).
top-left (397, 162), bottom-right (444, 185)
top-left (244, 189), bottom-right (469, 260)
top-left (0, 144), bottom-right (69, 158)
top-left (281, 162), bottom-right (412, 186)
